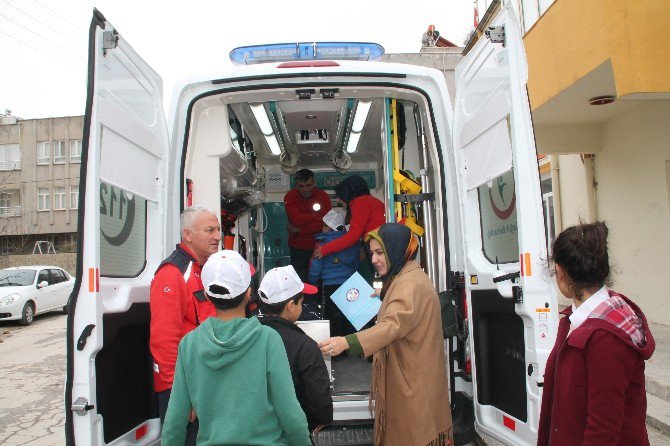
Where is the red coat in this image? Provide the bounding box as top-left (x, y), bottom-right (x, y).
top-left (320, 194), bottom-right (386, 256)
top-left (149, 243), bottom-right (216, 392)
top-left (538, 291), bottom-right (655, 446)
top-left (284, 188), bottom-right (332, 250)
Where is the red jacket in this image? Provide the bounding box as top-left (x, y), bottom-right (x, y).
top-left (149, 243), bottom-right (216, 392)
top-left (538, 291), bottom-right (655, 446)
top-left (284, 188), bottom-right (332, 250)
top-left (320, 194), bottom-right (386, 256)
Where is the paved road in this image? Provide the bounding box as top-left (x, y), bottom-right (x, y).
top-left (0, 313), bottom-right (66, 446)
top-left (0, 313), bottom-right (668, 446)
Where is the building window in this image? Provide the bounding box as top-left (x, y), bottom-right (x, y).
top-left (54, 187), bottom-right (66, 210)
top-left (54, 140), bottom-right (66, 164)
top-left (37, 188), bottom-right (51, 211)
top-left (70, 187), bottom-right (79, 210)
top-left (70, 140), bottom-right (82, 163)
top-left (0, 192), bottom-right (11, 216)
top-left (37, 142), bottom-right (50, 165)
top-left (0, 143), bottom-right (21, 171)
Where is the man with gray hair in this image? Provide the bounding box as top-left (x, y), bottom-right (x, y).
top-left (150, 205), bottom-right (220, 444)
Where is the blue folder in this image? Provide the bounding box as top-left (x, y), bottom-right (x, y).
top-left (329, 272), bottom-right (381, 331)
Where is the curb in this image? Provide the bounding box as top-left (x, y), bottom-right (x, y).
top-left (647, 393), bottom-right (670, 437)
top-left (647, 376), bottom-right (670, 403)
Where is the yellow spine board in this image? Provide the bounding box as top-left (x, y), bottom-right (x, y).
top-left (390, 100), bottom-right (425, 237)
top-left (390, 99), bottom-right (402, 220)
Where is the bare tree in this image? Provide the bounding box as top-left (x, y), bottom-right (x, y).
top-left (0, 217), bottom-right (38, 255)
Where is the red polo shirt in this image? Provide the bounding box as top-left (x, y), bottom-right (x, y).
top-left (284, 188), bottom-right (332, 250)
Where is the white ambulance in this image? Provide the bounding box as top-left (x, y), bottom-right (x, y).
top-left (65, 3), bottom-right (558, 445)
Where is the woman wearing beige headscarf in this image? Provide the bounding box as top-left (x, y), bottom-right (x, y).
top-left (320, 223), bottom-right (453, 446)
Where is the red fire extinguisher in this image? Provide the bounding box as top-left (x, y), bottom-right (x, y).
top-left (223, 226), bottom-right (235, 250)
top-left (221, 211), bottom-right (236, 250)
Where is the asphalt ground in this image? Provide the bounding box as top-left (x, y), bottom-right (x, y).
top-left (0, 313), bottom-right (667, 446)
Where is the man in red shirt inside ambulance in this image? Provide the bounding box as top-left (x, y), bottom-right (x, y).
top-left (284, 169), bottom-right (331, 319)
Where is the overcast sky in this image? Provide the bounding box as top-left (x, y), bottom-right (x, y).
top-left (0, 0), bottom-right (473, 120)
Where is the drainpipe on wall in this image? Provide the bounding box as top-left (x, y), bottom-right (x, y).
top-left (549, 155), bottom-right (563, 233)
top-left (582, 154), bottom-right (597, 221)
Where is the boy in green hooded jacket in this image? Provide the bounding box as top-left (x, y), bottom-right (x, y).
top-left (162, 250), bottom-right (311, 446)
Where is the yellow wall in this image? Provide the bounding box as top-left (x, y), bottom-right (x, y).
top-left (524, 0), bottom-right (670, 110)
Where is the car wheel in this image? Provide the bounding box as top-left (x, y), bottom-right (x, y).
top-left (20, 301), bottom-right (35, 326)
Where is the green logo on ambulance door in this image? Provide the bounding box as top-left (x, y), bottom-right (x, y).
top-left (99, 181), bottom-right (147, 277)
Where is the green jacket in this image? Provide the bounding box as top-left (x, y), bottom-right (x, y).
top-left (162, 316), bottom-right (311, 446)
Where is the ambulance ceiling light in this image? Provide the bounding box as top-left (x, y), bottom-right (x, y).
top-left (264, 134), bottom-right (282, 156)
top-left (250, 104), bottom-right (273, 136)
top-left (351, 101), bottom-right (371, 133)
top-left (346, 131), bottom-right (361, 153)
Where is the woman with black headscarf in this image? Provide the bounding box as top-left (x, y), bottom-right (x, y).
top-left (319, 223), bottom-right (453, 446)
top-left (313, 175), bottom-right (385, 259)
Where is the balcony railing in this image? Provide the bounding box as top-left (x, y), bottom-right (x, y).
top-left (0, 206), bottom-right (21, 217)
top-left (0, 160), bottom-right (21, 171)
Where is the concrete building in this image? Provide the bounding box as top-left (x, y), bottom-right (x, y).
top-left (476, 0), bottom-right (670, 324)
top-left (0, 113), bottom-right (83, 255)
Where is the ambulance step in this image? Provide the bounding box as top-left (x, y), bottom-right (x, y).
top-left (312, 423), bottom-right (374, 446)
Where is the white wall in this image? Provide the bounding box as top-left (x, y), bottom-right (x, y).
top-left (557, 154), bottom-right (594, 226)
top-left (595, 101), bottom-right (670, 325)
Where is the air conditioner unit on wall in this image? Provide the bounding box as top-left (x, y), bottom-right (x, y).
top-left (264, 166), bottom-right (289, 193)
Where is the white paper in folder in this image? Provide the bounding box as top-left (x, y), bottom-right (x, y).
top-left (296, 320), bottom-right (332, 382)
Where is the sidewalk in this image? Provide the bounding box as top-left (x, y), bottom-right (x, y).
top-left (646, 322), bottom-right (670, 437)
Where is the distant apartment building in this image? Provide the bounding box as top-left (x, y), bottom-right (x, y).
top-left (0, 113), bottom-right (83, 254)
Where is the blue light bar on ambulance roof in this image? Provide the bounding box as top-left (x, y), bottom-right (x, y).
top-left (229, 42), bottom-right (385, 66)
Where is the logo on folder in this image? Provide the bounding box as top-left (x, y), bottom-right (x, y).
top-left (330, 272), bottom-right (380, 331)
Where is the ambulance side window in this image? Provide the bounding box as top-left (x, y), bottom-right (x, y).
top-left (99, 181), bottom-right (148, 277)
top-left (477, 169), bottom-right (519, 263)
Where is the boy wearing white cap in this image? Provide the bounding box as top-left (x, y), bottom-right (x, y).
top-left (162, 251), bottom-right (311, 446)
top-left (309, 209), bottom-right (361, 339)
top-left (257, 266), bottom-right (333, 433)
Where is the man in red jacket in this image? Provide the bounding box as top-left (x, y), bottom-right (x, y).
top-left (284, 169), bottom-right (331, 279)
top-left (284, 169), bottom-right (331, 319)
top-left (150, 205), bottom-right (219, 444)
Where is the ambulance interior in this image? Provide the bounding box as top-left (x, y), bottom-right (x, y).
top-left (184, 85), bottom-right (453, 402)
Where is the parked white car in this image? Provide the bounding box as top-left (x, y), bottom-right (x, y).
top-left (0, 266), bottom-right (74, 325)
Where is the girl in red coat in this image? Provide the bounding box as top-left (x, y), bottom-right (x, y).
top-left (538, 221), bottom-right (655, 446)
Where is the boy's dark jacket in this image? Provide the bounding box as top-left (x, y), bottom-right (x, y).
top-left (309, 230), bottom-right (361, 286)
top-left (258, 314), bottom-right (333, 430)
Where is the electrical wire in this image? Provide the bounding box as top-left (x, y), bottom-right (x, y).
top-left (29, 0), bottom-right (85, 32)
top-left (0, 28), bottom-right (80, 69)
top-left (0, 12), bottom-right (84, 61)
top-left (252, 204), bottom-right (268, 234)
top-left (1, 0), bottom-right (82, 47)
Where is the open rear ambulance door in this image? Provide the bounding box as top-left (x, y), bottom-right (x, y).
top-left (65, 9), bottom-right (170, 445)
top-left (452, 4), bottom-right (557, 445)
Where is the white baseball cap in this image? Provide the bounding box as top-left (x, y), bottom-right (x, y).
top-left (322, 208), bottom-right (345, 231)
top-left (201, 250), bottom-right (256, 300)
top-left (258, 265), bottom-right (318, 304)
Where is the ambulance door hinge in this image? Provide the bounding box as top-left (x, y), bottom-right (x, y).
top-left (71, 397), bottom-right (95, 416)
top-left (485, 26), bottom-right (506, 46)
top-left (512, 285), bottom-right (523, 304)
top-left (102, 30), bottom-right (119, 56)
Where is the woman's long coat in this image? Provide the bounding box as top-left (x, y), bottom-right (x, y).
top-left (356, 260), bottom-right (453, 445)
